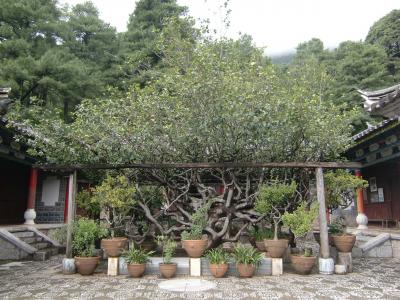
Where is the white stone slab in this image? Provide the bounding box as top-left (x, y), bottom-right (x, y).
top-left (334, 264), bottom-right (347, 275)
top-left (190, 258), bottom-right (201, 276)
top-left (158, 279), bottom-right (216, 292)
top-left (107, 257), bottom-right (118, 276)
top-left (271, 258), bottom-right (283, 276)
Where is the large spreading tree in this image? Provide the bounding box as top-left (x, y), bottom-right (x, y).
top-left (8, 19), bottom-right (355, 246)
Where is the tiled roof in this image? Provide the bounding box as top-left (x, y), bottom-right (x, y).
top-left (358, 84), bottom-right (400, 118)
top-left (352, 115), bottom-right (400, 142)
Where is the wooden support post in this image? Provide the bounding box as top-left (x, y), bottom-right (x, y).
top-left (316, 167), bottom-right (330, 259)
top-left (66, 171), bottom-right (77, 259)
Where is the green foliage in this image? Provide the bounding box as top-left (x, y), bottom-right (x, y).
top-left (328, 219), bottom-right (345, 235)
top-left (72, 217), bottom-right (107, 257)
top-left (248, 226), bottom-right (274, 241)
top-left (122, 246), bottom-right (154, 264)
top-left (156, 235), bottom-right (176, 264)
top-left (255, 181), bottom-right (297, 216)
top-left (324, 170), bottom-right (368, 210)
top-left (282, 202), bottom-right (319, 238)
top-left (204, 248), bottom-right (230, 264)
top-left (181, 200), bottom-right (213, 240)
top-left (13, 16), bottom-right (355, 166)
top-left (48, 225), bottom-right (68, 246)
top-left (304, 248), bottom-right (313, 257)
top-left (76, 190), bottom-right (100, 219)
top-left (366, 9), bottom-right (400, 59)
top-left (91, 175), bottom-right (136, 237)
top-left (231, 244), bottom-right (263, 266)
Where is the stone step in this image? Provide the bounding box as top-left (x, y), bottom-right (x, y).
top-left (12, 231), bottom-right (35, 238)
top-left (360, 233), bottom-right (390, 253)
top-left (19, 236), bottom-right (44, 244)
top-left (33, 247), bottom-right (60, 261)
top-left (31, 242), bottom-right (52, 250)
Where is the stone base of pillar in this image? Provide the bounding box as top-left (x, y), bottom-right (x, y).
top-left (318, 257), bottom-right (334, 275)
top-left (62, 258), bottom-right (76, 275)
top-left (338, 252), bottom-right (353, 273)
top-left (356, 213), bottom-right (368, 230)
top-left (24, 208), bottom-right (36, 225)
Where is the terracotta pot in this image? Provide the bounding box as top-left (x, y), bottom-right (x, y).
top-left (264, 239), bottom-right (288, 258)
top-left (127, 263), bottom-right (146, 278)
top-left (290, 254), bottom-right (316, 275)
top-left (332, 234), bottom-right (356, 252)
top-left (74, 256), bottom-right (100, 275)
top-left (209, 263), bottom-right (228, 278)
top-left (313, 232), bottom-right (334, 246)
top-left (255, 241), bottom-right (266, 252)
top-left (236, 263), bottom-right (256, 278)
top-left (101, 237), bottom-right (128, 257)
top-left (182, 239), bottom-right (208, 258)
top-left (159, 263), bottom-right (177, 278)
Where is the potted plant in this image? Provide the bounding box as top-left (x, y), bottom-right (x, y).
top-left (122, 246), bottom-right (154, 278)
top-left (248, 226), bottom-right (274, 252)
top-left (181, 200), bottom-right (213, 258)
top-left (232, 244), bottom-right (263, 278)
top-left (282, 202), bottom-right (319, 275)
top-left (330, 219), bottom-right (356, 253)
top-left (157, 235), bottom-right (178, 278)
top-left (73, 218), bottom-right (107, 276)
top-left (91, 175), bottom-right (136, 257)
top-left (204, 248), bottom-right (230, 278)
top-left (255, 181), bottom-right (297, 258)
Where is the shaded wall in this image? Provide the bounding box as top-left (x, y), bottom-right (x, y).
top-left (0, 158), bottom-right (29, 224)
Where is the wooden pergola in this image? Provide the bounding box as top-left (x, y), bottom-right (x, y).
top-left (37, 161), bottom-right (361, 271)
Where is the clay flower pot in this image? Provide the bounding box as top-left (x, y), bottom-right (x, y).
top-left (182, 239), bottom-right (208, 258)
top-left (75, 256), bottom-right (100, 275)
top-left (332, 234), bottom-right (356, 252)
top-left (127, 263), bottom-right (146, 278)
top-left (264, 239), bottom-right (288, 258)
top-left (255, 241), bottom-right (266, 252)
top-left (290, 254), bottom-right (316, 275)
top-left (209, 263), bottom-right (228, 278)
top-left (236, 263), bottom-right (256, 278)
top-left (101, 237), bottom-right (128, 257)
top-left (159, 263), bottom-right (177, 278)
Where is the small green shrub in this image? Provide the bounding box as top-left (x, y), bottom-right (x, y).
top-left (282, 202), bottom-right (319, 238)
top-left (328, 219), bottom-right (345, 235)
top-left (156, 235), bottom-right (177, 264)
top-left (231, 244), bottom-right (263, 266)
top-left (76, 190), bottom-right (100, 218)
top-left (205, 248), bottom-right (230, 264)
top-left (181, 200), bottom-right (213, 240)
top-left (48, 225), bottom-right (68, 246)
top-left (248, 226), bottom-right (274, 241)
top-left (72, 218), bottom-right (107, 257)
top-left (91, 175), bottom-right (136, 237)
top-left (123, 246), bottom-right (154, 264)
top-left (304, 248), bottom-right (313, 257)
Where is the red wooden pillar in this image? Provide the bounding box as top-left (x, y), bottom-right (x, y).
top-left (24, 168), bottom-right (38, 224)
top-left (355, 169), bottom-right (368, 229)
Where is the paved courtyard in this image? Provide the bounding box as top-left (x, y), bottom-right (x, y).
top-left (0, 255), bottom-right (400, 299)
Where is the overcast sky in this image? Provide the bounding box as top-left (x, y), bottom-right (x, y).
top-left (61, 0), bottom-right (399, 56)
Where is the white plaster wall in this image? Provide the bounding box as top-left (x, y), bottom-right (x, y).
top-left (41, 177), bottom-right (60, 206)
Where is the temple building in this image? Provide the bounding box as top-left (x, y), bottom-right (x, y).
top-left (0, 88), bottom-right (70, 225)
top-left (347, 84), bottom-right (400, 227)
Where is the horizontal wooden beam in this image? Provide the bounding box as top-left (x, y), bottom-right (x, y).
top-left (35, 161), bottom-right (362, 171)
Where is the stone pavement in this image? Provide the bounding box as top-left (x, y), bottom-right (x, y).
top-left (0, 255), bottom-right (400, 299)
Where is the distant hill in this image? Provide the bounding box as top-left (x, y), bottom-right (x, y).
top-left (270, 53), bottom-right (295, 65)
